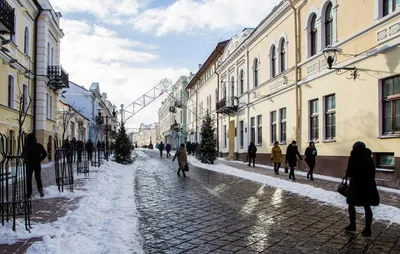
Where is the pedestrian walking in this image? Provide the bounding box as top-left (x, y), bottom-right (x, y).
top-left (285, 140), bottom-right (302, 181)
top-left (77, 140), bottom-right (84, 162)
top-left (344, 141), bottom-right (380, 237)
top-left (271, 141), bottom-right (283, 174)
top-left (305, 142), bottom-right (317, 180)
top-left (248, 141), bottom-right (257, 167)
top-left (23, 133), bottom-right (47, 199)
top-left (186, 142), bottom-right (192, 155)
top-left (159, 141), bottom-right (165, 157)
top-left (85, 139), bottom-right (94, 161)
top-left (191, 142), bottom-right (196, 155)
top-left (165, 143), bottom-right (171, 157)
top-left (173, 143), bottom-right (188, 177)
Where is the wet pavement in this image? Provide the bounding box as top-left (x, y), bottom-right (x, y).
top-left (135, 150), bottom-right (400, 254)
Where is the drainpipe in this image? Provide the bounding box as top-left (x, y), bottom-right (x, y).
top-left (33, 5), bottom-right (43, 134)
top-left (214, 64), bottom-right (220, 153)
top-left (290, 0), bottom-right (300, 149)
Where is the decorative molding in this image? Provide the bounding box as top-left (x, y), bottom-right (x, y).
top-left (377, 21), bottom-right (400, 42)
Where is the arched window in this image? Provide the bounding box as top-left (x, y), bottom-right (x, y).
top-left (280, 39), bottom-right (286, 73)
top-left (24, 27), bottom-right (29, 55)
top-left (231, 77), bottom-right (235, 97)
top-left (239, 69), bottom-right (244, 95)
top-left (271, 45), bottom-right (276, 78)
top-left (253, 58), bottom-right (259, 87)
top-left (8, 75), bottom-right (15, 108)
top-left (23, 84), bottom-right (28, 111)
top-left (325, 2), bottom-right (333, 47)
top-left (310, 14), bottom-right (318, 56)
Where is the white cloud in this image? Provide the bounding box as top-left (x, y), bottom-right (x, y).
top-left (61, 19), bottom-right (188, 128)
top-left (131, 0), bottom-right (281, 36)
top-left (51, 0), bottom-right (145, 22)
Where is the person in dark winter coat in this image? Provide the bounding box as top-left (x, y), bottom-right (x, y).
top-left (159, 141), bottom-right (165, 157)
top-left (186, 142), bottom-right (192, 155)
top-left (248, 141), bottom-right (257, 167)
top-left (85, 139), bottom-right (94, 161)
top-left (344, 141), bottom-right (380, 237)
top-left (191, 142), bottom-right (196, 155)
top-left (97, 141), bottom-right (102, 151)
top-left (305, 142), bottom-right (317, 180)
top-left (77, 140), bottom-right (84, 162)
top-left (285, 140), bottom-right (302, 181)
top-left (23, 133), bottom-right (47, 199)
top-left (173, 143), bottom-right (188, 177)
top-left (165, 143), bottom-right (172, 157)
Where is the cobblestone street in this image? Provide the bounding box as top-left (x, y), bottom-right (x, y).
top-left (136, 150), bottom-right (400, 254)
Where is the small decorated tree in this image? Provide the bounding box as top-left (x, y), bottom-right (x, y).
top-left (197, 111), bottom-right (218, 164)
top-left (113, 122), bottom-right (133, 164)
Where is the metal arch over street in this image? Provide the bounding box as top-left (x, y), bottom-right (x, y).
top-left (121, 79), bottom-right (174, 123)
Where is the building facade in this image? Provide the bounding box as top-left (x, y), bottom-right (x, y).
top-left (57, 99), bottom-right (89, 144)
top-left (158, 94), bottom-right (174, 145)
top-left (210, 0), bottom-right (400, 188)
top-left (138, 123), bottom-right (150, 147)
top-left (168, 76), bottom-right (188, 149)
top-left (61, 82), bottom-right (116, 145)
top-left (186, 41), bottom-right (230, 144)
top-left (149, 122), bottom-right (161, 146)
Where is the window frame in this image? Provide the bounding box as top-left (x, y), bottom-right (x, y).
top-left (310, 14), bottom-right (318, 57)
top-left (382, 75), bottom-right (400, 135)
top-left (223, 124), bottom-right (227, 147)
top-left (279, 39), bottom-right (286, 73)
top-left (383, 0), bottom-right (399, 16)
top-left (239, 120), bottom-right (244, 148)
top-left (257, 115), bottom-right (262, 145)
top-left (24, 27), bottom-right (29, 56)
top-left (22, 83), bottom-right (28, 112)
top-left (250, 117), bottom-right (256, 144)
top-left (271, 45), bottom-right (277, 78)
top-left (310, 99), bottom-right (319, 141)
top-left (279, 108), bottom-right (287, 143)
top-left (324, 2), bottom-right (333, 47)
top-left (324, 94), bottom-right (336, 140)
top-left (271, 111), bottom-right (277, 143)
top-left (253, 58), bottom-right (259, 87)
top-left (239, 69), bottom-right (244, 95)
top-left (7, 75), bottom-right (15, 109)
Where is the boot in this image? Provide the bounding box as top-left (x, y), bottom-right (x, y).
top-left (362, 210), bottom-right (372, 237)
top-left (344, 223), bottom-right (356, 231)
top-left (39, 190), bottom-right (44, 198)
top-left (307, 173), bottom-right (310, 179)
top-left (344, 206), bottom-right (356, 231)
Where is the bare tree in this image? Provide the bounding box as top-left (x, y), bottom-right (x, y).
top-left (11, 83), bottom-right (33, 155)
top-left (57, 104), bottom-right (83, 146)
top-left (77, 119), bottom-right (85, 141)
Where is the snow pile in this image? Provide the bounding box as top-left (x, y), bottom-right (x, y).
top-left (187, 156), bottom-right (400, 224)
top-left (0, 161), bottom-right (143, 254)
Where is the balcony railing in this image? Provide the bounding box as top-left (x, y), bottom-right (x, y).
top-left (169, 106), bottom-right (177, 113)
top-left (174, 100), bottom-right (182, 108)
top-left (47, 65), bottom-right (69, 90)
top-left (216, 97), bottom-right (238, 115)
top-left (0, 0), bottom-right (15, 34)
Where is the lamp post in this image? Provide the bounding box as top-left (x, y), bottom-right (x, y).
top-left (323, 46), bottom-right (358, 80)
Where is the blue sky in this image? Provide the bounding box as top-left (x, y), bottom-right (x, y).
top-left (50, 0), bottom-right (280, 129)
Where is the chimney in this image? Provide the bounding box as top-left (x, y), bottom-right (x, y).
top-left (198, 64), bottom-right (202, 69)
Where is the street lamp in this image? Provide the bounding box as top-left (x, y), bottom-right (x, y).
top-left (323, 46), bottom-right (358, 80)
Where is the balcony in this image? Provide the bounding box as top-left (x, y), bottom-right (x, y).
top-left (0, 0), bottom-right (15, 34)
top-left (174, 100), bottom-right (183, 108)
top-left (169, 106), bottom-right (177, 113)
top-left (216, 97), bottom-right (239, 115)
top-left (47, 65), bottom-right (69, 90)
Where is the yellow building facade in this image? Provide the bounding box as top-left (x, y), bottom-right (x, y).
top-left (212, 0), bottom-right (400, 187)
top-left (0, 0), bottom-right (37, 154)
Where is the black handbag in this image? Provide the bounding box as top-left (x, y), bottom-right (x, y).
top-left (184, 164), bottom-right (189, 172)
top-left (337, 176), bottom-right (354, 198)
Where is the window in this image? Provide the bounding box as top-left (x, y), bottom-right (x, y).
top-left (310, 99), bottom-right (319, 141)
top-left (23, 84), bottom-right (28, 112)
top-left (325, 2), bottom-right (333, 47)
top-left (279, 108), bottom-right (287, 143)
top-left (250, 117), bottom-right (255, 143)
top-left (377, 153), bottom-right (395, 168)
top-left (271, 111), bottom-right (277, 143)
top-left (382, 75), bottom-right (400, 134)
top-left (383, 0), bottom-right (399, 16)
top-left (280, 39), bottom-right (286, 73)
top-left (325, 94), bottom-right (336, 140)
top-left (46, 93), bottom-right (52, 119)
top-left (8, 75), bottom-right (14, 108)
top-left (10, 14), bottom-right (16, 43)
top-left (253, 58), bottom-right (259, 87)
top-left (310, 14), bottom-right (318, 56)
top-left (47, 42), bottom-right (51, 65)
top-left (223, 82), bottom-right (227, 99)
top-left (231, 77), bottom-right (235, 97)
top-left (257, 115), bottom-right (262, 145)
top-left (70, 122), bottom-right (75, 139)
top-left (271, 45), bottom-right (276, 78)
top-left (239, 70), bottom-right (244, 95)
top-left (223, 125), bottom-right (227, 147)
top-left (51, 47), bottom-right (54, 65)
top-left (239, 121), bottom-right (244, 148)
top-left (215, 88), bottom-right (218, 103)
top-left (24, 27), bottom-right (29, 56)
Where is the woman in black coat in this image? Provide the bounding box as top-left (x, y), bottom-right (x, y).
top-left (305, 142), bottom-right (317, 181)
top-left (345, 141), bottom-right (380, 237)
top-left (248, 141), bottom-right (257, 167)
top-left (23, 133), bottom-right (47, 199)
top-left (285, 140), bottom-right (302, 181)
